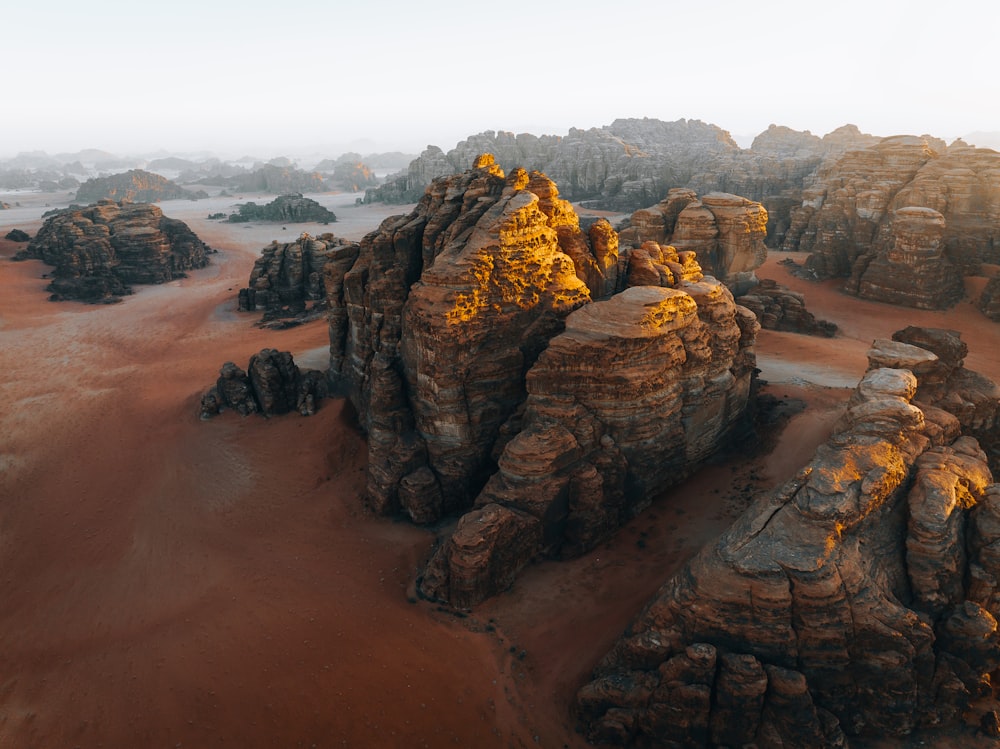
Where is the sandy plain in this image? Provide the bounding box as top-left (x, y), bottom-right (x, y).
top-left (1, 191), bottom-right (999, 748)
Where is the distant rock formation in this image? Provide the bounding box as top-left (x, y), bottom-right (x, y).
top-left (980, 276), bottom-right (1000, 321)
top-left (619, 189), bottom-right (768, 293)
top-left (15, 200), bottom-right (211, 302)
top-left (364, 119), bottom-right (741, 209)
top-left (226, 194), bottom-right (337, 224)
top-left (328, 154), bottom-right (758, 606)
top-left (736, 278), bottom-right (838, 336)
top-left (313, 154), bottom-right (380, 192)
top-left (4, 229), bottom-right (30, 242)
top-left (200, 348), bottom-right (327, 419)
top-left (75, 169), bottom-right (207, 203)
top-left (214, 164), bottom-right (327, 194)
top-left (576, 328), bottom-right (1000, 747)
top-left (238, 232), bottom-right (356, 324)
top-left (784, 137), bottom-right (1000, 307)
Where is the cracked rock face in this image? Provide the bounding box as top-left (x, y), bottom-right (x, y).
top-left (15, 200), bottom-right (210, 303)
top-left (576, 329), bottom-right (1000, 747)
top-left (328, 155), bottom-right (759, 605)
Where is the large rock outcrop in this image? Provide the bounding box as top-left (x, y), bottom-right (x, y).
top-left (735, 277), bottom-right (837, 337)
top-left (199, 348), bottom-right (327, 419)
top-left (226, 193), bottom-right (336, 224)
top-left (783, 137), bottom-right (1000, 307)
top-left (75, 169), bottom-right (205, 203)
top-left (619, 189), bottom-right (768, 293)
top-left (15, 200), bottom-right (211, 302)
top-left (329, 154), bottom-right (758, 606)
top-left (979, 276), bottom-right (1000, 321)
top-left (239, 233), bottom-right (356, 324)
top-left (576, 329), bottom-right (1000, 747)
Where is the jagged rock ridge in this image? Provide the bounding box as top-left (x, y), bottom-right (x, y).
top-left (328, 154), bottom-right (759, 606)
top-left (576, 327), bottom-right (1000, 747)
top-left (75, 169), bottom-right (206, 203)
top-left (15, 200), bottom-right (211, 303)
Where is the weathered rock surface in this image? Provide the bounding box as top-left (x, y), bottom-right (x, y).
top-left (239, 233), bottom-right (356, 325)
top-left (784, 137), bottom-right (1000, 307)
top-left (75, 169), bottom-right (206, 203)
top-left (199, 349), bottom-right (327, 419)
top-left (15, 200), bottom-right (211, 302)
top-left (576, 329), bottom-right (1000, 747)
top-left (330, 154), bottom-right (758, 606)
top-left (421, 281), bottom-right (758, 607)
top-left (619, 189), bottom-right (768, 293)
top-left (736, 277), bottom-right (838, 336)
top-left (4, 228), bottom-right (30, 242)
top-left (226, 193), bottom-right (336, 224)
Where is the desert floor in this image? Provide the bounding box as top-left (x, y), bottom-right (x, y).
top-left (1, 192), bottom-right (999, 748)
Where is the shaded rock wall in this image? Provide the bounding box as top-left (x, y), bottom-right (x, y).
top-left (735, 278), bottom-right (837, 337)
top-left (576, 329), bottom-right (1000, 747)
top-left (15, 200), bottom-right (210, 302)
top-left (239, 233), bottom-right (355, 323)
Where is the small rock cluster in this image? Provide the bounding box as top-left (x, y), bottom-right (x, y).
top-left (199, 349), bottom-right (327, 420)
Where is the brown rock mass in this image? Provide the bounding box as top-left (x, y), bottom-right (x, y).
top-left (329, 155), bottom-right (759, 606)
top-left (15, 200), bottom-right (211, 302)
top-left (576, 329), bottom-right (1000, 747)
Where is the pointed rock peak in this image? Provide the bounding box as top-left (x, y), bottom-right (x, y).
top-left (472, 152), bottom-right (505, 178)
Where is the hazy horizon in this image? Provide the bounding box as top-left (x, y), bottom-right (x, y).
top-left (3, 0), bottom-right (998, 159)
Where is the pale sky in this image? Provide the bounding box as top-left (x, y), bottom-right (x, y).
top-left (2, 0), bottom-right (997, 158)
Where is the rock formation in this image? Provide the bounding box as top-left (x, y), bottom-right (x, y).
top-left (783, 137), bottom-right (1000, 308)
top-left (211, 164), bottom-right (328, 194)
top-left (200, 348), bottom-right (327, 419)
top-left (226, 194), bottom-right (337, 224)
top-left (238, 232), bottom-right (356, 324)
top-left (981, 276), bottom-right (1000, 321)
top-left (576, 328), bottom-right (1000, 747)
top-left (75, 169), bottom-right (206, 203)
top-left (4, 228), bottom-right (30, 242)
top-left (735, 278), bottom-right (837, 337)
top-left (328, 154), bottom-right (758, 606)
top-left (15, 200), bottom-right (211, 302)
top-left (619, 189), bottom-right (768, 293)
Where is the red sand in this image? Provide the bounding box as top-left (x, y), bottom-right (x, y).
top-left (2, 211), bottom-right (999, 748)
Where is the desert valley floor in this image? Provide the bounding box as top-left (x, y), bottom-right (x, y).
top-left (2, 191), bottom-right (1000, 748)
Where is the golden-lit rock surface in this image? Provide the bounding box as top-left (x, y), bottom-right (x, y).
top-left (330, 155), bottom-right (759, 606)
top-left (421, 278), bottom-right (758, 606)
top-left (576, 329), bottom-right (1000, 746)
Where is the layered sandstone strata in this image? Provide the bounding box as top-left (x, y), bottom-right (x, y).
top-left (421, 281), bottom-right (758, 607)
top-left (784, 138), bottom-right (1000, 308)
top-left (329, 155), bottom-right (758, 605)
top-left (577, 329), bottom-right (1000, 747)
top-left (620, 190), bottom-right (768, 293)
top-left (854, 206), bottom-right (965, 309)
top-left (226, 193), bottom-right (336, 223)
top-left (15, 200), bottom-right (211, 302)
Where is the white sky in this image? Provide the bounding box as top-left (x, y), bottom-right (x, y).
top-left (2, 0), bottom-right (997, 158)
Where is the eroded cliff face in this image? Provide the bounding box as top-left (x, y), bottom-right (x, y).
top-left (15, 200), bottom-right (211, 302)
top-left (238, 233), bottom-right (355, 324)
top-left (620, 189), bottom-right (768, 294)
top-left (784, 137), bottom-right (1000, 309)
top-left (329, 155), bottom-right (759, 605)
top-left (576, 328), bottom-right (1000, 747)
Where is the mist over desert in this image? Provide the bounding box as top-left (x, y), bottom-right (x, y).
top-left (1, 171), bottom-right (998, 748)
